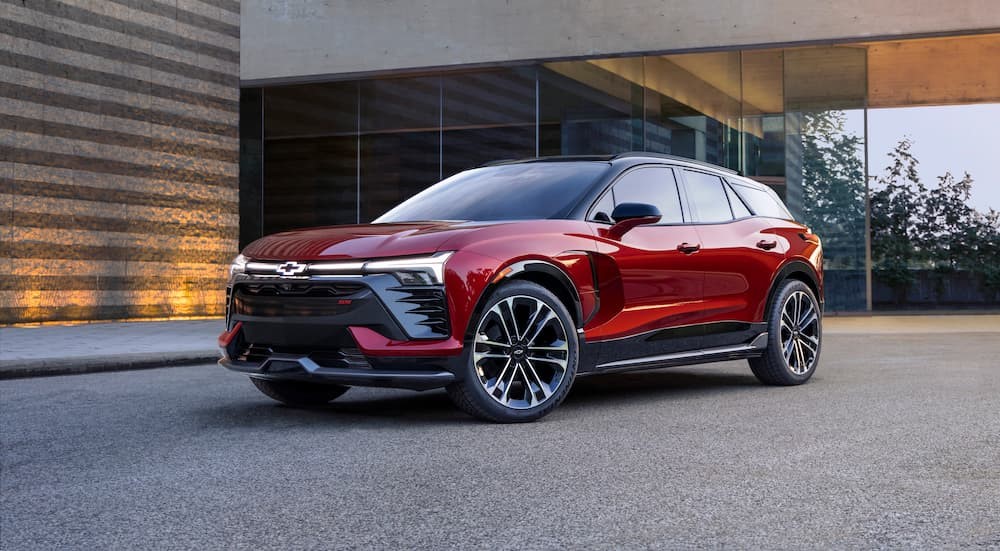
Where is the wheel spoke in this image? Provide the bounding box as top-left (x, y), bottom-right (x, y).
top-left (499, 362), bottom-right (518, 403)
top-left (783, 335), bottom-right (795, 360)
top-left (475, 353), bottom-right (509, 360)
top-left (798, 304), bottom-right (817, 331)
top-left (528, 344), bottom-right (568, 352)
top-left (486, 358), bottom-right (513, 393)
top-left (794, 339), bottom-right (806, 373)
top-left (521, 301), bottom-right (545, 342)
top-left (523, 359), bottom-right (553, 400)
top-left (799, 335), bottom-right (818, 355)
top-left (477, 337), bottom-right (511, 350)
top-left (501, 298), bottom-right (521, 341)
top-left (525, 310), bottom-right (556, 346)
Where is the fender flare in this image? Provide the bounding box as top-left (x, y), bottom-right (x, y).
top-left (464, 259), bottom-right (584, 340)
top-left (764, 260), bottom-right (823, 316)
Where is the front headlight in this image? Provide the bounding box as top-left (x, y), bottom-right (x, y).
top-left (229, 253), bottom-right (247, 278)
top-left (363, 251), bottom-right (453, 285)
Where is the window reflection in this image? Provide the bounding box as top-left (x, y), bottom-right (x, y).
top-left (539, 59), bottom-right (643, 155)
top-left (442, 68), bottom-right (536, 177)
top-left (359, 77), bottom-right (441, 222)
top-left (262, 82), bottom-right (358, 234)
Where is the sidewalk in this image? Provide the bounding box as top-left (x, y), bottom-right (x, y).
top-left (0, 319), bottom-right (223, 379)
top-left (1, 315), bottom-right (997, 379)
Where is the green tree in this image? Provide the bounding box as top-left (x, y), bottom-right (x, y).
top-left (799, 111), bottom-right (866, 272)
top-left (869, 138), bottom-right (925, 303)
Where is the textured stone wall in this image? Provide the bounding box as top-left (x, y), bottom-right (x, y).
top-left (0, 0), bottom-right (240, 323)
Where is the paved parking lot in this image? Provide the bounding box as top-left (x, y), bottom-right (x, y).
top-left (2, 330), bottom-right (999, 549)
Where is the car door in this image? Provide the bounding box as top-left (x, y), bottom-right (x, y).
top-left (586, 165), bottom-right (704, 357)
top-left (679, 169), bottom-right (780, 346)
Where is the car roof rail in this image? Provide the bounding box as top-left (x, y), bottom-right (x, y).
top-left (479, 152), bottom-right (739, 175)
top-left (479, 155), bottom-right (615, 167)
top-left (611, 151), bottom-right (739, 175)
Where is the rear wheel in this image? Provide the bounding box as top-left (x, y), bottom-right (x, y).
top-left (749, 279), bottom-right (822, 385)
top-left (447, 280), bottom-right (578, 423)
top-left (250, 378), bottom-right (349, 407)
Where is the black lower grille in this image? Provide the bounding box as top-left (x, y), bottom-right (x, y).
top-left (236, 344), bottom-right (372, 370)
top-left (232, 282), bottom-right (368, 317)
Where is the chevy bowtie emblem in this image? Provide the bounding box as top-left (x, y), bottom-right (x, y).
top-left (276, 261), bottom-right (307, 276)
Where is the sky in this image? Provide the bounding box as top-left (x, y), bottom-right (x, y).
top-left (865, 104), bottom-right (1000, 214)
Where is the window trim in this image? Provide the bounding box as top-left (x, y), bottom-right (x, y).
top-left (585, 164), bottom-right (689, 226)
top-left (722, 179), bottom-right (754, 220)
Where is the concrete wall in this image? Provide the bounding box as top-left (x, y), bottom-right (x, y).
top-left (242, 0), bottom-right (1000, 84)
top-left (0, 0), bottom-right (240, 324)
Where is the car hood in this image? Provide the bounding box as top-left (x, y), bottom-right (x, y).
top-left (241, 221), bottom-right (503, 261)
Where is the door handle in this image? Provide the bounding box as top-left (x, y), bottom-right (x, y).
top-left (756, 239), bottom-right (778, 250)
top-left (677, 242), bottom-right (701, 254)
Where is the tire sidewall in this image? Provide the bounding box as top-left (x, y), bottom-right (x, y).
top-left (766, 279), bottom-right (822, 383)
top-left (459, 280), bottom-right (579, 421)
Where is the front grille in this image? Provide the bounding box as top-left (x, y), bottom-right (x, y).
top-left (240, 281), bottom-right (365, 297)
top-left (232, 282), bottom-right (367, 318)
top-left (392, 286), bottom-right (450, 337)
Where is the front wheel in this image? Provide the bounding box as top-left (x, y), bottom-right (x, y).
top-left (447, 280), bottom-right (579, 423)
top-left (749, 279), bottom-right (822, 385)
top-left (250, 378), bottom-right (349, 407)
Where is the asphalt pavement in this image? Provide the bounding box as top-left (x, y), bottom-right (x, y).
top-left (2, 331), bottom-right (999, 549)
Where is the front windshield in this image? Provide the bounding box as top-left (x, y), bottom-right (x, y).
top-left (375, 162), bottom-right (608, 222)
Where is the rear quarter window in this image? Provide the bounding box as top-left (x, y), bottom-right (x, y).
top-left (732, 183), bottom-right (793, 220)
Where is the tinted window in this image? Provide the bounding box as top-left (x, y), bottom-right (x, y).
top-left (590, 167), bottom-right (684, 224)
top-left (683, 170), bottom-right (734, 223)
top-left (732, 183), bottom-right (793, 220)
top-left (376, 162), bottom-right (608, 222)
top-left (725, 182), bottom-right (752, 218)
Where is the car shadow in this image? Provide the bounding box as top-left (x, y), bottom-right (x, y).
top-left (204, 365), bottom-right (761, 427)
top-left (562, 369), bottom-right (761, 409)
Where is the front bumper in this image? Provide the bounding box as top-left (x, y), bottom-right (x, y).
top-left (219, 354), bottom-right (456, 391)
top-left (219, 273), bottom-right (465, 390)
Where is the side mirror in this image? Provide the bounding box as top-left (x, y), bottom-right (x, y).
top-left (608, 203), bottom-right (661, 240)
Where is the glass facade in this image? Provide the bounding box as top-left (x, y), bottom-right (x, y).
top-left (240, 34), bottom-right (1000, 312)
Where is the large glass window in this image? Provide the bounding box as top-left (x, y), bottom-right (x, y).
top-left (784, 46), bottom-right (868, 311)
top-left (243, 34), bottom-right (1000, 312)
top-left (262, 82), bottom-right (359, 234)
top-left (360, 76), bottom-right (441, 222)
top-left (441, 68), bottom-right (536, 177)
top-left (644, 52), bottom-right (741, 171)
top-left (868, 104), bottom-right (1000, 309)
top-left (539, 59), bottom-right (644, 155)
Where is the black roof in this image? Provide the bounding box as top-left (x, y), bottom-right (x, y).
top-left (481, 151), bottom-right (739, 175)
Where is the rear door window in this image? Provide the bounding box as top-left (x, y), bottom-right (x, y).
top-left (682, 170), bottom-right (734, 223)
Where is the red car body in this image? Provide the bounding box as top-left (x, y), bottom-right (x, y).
top-left (220, 153), bottom-right (823, 420)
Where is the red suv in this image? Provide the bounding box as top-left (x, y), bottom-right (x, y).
top-left (220, 153), bottom-right (823, 422)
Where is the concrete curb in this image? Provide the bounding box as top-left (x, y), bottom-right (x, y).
top-left (0, 351), bottom-right (220, 380)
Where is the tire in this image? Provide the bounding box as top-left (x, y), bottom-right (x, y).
top-left (749, 279), bottom-right (822, 385)
top-left (250, 378), bottom-right (349, 407)
top-left (446, 280), bottom-right (579, 423)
